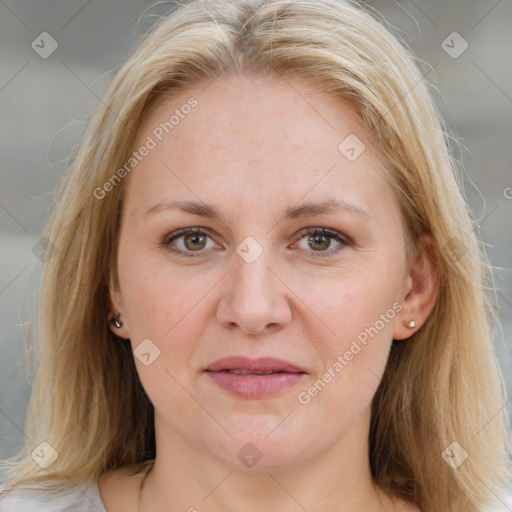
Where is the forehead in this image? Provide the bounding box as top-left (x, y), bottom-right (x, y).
top-left (139, 73), bottom-right (373, 155)
top-left (126, 74), bottom-right (394, 219)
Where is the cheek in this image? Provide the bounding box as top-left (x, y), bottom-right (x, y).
top-left (117, 254), bottom-right (216, 399)
top-left (293, 260), bottom-right (400, 349)
top-left (296, 280), bottom-right (396, 421)
top-left (117, 248), bottom-right (218, 350)
top-left (290, 259), bottom-right (400, 407)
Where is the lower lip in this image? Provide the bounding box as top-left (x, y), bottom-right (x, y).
top-left (205, 371), bottom-right (306, 398)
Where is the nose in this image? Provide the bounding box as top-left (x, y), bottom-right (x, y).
top-left (216, 249), bottom-right (293, 335)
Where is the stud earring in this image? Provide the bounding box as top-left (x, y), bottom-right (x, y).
top-left (111, 312), bottom-right (123, 328)
top-left (404, 319), bottom-right (416, 329)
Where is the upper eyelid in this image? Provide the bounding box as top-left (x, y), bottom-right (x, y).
top-left (163, 226), bottom-right (346, 240)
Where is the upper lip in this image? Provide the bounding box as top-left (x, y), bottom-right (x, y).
top-left (205, 356), bottom-right (307, 373)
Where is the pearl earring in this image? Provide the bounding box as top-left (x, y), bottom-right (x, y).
top-left (404, 319), bottom-right (416, 329)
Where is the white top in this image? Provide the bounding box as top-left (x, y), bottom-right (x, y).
top-left (0, 479), bottom-right (107, 512)
top-left (1, 478), bottom-right (511, 511)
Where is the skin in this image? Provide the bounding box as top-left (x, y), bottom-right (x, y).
top-left (100, 73), bottom-right (439, 512)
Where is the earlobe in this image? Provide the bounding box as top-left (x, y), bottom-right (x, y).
top-left (107, 285), bottom-right (131, 339)
top-left (393, 235), bottom-right (440, 341)
top-left (111, 312), bottom-right (123, 329)
top-left (107, 309), bottom-right (131, 339)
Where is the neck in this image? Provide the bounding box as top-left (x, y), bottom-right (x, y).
top-left (138, 411), bottom-right (401, 512)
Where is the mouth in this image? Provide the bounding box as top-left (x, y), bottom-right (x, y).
top-left (205, 355), bottom-right (307, 374)
top-left (204, 356), bottom-right (308, 398)
top-left (214, 369), bottom-right (290, 376)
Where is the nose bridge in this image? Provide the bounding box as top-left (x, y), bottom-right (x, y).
top-left (231, 242), bottom-right (277, 306)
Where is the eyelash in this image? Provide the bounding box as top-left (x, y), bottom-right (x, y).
top-left (162, 226), bottom-right (351, 258)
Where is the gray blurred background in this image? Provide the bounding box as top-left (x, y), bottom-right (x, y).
top-left (1, 0), bottom-right (511, 476)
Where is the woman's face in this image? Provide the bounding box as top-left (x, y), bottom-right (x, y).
top-left (112, 74), bottom-right (418, 470)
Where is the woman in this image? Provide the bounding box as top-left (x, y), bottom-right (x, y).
top-left (1, 0), bottom-right (510, 510)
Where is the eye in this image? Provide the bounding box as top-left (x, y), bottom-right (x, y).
top-left (162, 226), bottom-right (350, 258)
top-left (293, 227), bottom-right (350, 256)
top-left (163, 227), bottom-right (218, 256)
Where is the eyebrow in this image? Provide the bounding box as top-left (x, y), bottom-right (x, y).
top-left (144, 199), bottom-right (369, 222)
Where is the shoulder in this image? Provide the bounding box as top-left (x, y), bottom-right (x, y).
top-left (485, 490), bottom-right (512, 511)
top-left (0, 478), bottom-right (106, 512)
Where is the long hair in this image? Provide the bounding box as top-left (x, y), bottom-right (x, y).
top-left (1, 1), bottom-right (510, 510)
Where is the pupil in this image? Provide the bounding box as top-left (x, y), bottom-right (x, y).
top-left (309, 234), bottom-right (330, 251)
top-left (185, 233), bottom-right (206, 250)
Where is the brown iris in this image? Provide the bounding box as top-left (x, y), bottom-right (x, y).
top-left (308, 234), bottom-right (331, 251)
top-left (184, 233), bottom-right (207, 251)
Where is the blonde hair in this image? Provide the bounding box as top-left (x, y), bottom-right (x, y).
top-left (1, 0), bottom-right (510, 510)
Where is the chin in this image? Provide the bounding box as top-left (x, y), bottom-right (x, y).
top-left (203, 427), bottom-right (313, 471)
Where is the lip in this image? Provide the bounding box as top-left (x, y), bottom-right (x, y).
top-left (205, 356), bottom-right (307, 373)
top-left (204, 356), bottom-right (308, 399)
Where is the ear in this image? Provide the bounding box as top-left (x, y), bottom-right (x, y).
top-left (107, 277), bottom-right (131, 340)
top-left (393, 234), bottom-right (440, 340)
